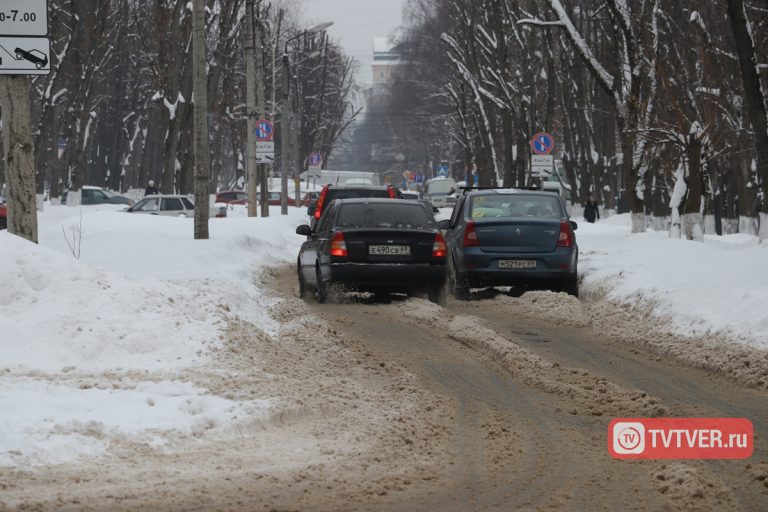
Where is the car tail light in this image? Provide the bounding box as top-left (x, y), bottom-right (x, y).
top-left (387, 185), bottom-right (397, 198)
top-left (557, 222), bottom-right (574, 248)
top-left (463, 220), bottom-right (479, 247)
top-left (314, 186), bottom-right (329, 220)
top-left (329, 232), bottom-right (348, 257)
top-left (432, 233), bottom-right (447, 258)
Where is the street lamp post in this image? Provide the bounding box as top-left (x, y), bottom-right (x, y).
top-left (280, 22), bottom-right (333, 215)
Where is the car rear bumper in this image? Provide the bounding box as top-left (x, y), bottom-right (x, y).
top-left (329, 262), bottom-right (446, 291)
top-left (457, 247), bottom-right (577, 286)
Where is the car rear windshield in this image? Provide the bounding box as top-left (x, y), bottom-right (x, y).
top-left (326, 189), bottom-right (390, 203)
top-left (336, 203), bottom-right (434, 229)
top-left (469, 194), bottom-right (563, 219)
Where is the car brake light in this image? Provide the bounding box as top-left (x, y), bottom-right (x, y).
top-left (463, 220), bottom-right (479, 247)
top-left (432, 232), bottom-right (447, 258)
top-left (557, 222), bottom-right (573, 248)
top-left (329, 232), bottom-right (348, 257)
top-left (314, 186), bottom-right (329, 220)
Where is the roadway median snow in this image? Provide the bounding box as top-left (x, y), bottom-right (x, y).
top-left (396, 299), bottom-right (668, 418)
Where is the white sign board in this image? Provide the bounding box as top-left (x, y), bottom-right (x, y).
top-left (0, 37), bottom-right (51, 75)
top-left (256, 141), bottom-right (274, 164)
top-left (0, 1), bottom-right (48, 36)
top-left (531, 154), bottom-right (553, 178)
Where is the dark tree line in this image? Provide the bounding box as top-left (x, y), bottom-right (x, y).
top-left (0, 0), bottom-right (357, 205)
top-left (344, 0), bottom-right (768, 239)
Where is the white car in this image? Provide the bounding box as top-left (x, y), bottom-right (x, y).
top-left (424, 177), bottom-right (458, 210)
top-left (126, 195), bottom-right (195, 217)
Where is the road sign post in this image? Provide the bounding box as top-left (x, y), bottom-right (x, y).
top-left (254, 119), bottom-right (274, 143)
top-left (530, 132), bottom-right (555, 155)
top-left (531, 154), bottom-right (554, 178)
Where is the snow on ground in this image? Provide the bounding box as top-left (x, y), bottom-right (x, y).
top-left (1, 204), bottom-right (308, 467)
top-left (576, 214), bottom-right (768, 349)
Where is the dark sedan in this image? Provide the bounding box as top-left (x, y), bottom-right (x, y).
top-left (296, 199), bottom-right (447, 303)
top-left (439, 188), bottom-right (578, 299)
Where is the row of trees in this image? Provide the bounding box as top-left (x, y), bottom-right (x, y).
top-left (0, 0), bottom-right (357, 206)
top-left (347, 0), bottom-right (768, 240)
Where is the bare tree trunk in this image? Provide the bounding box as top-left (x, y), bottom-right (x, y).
top-left (726, 0), bottom-right (768, 241)
top-left (192, 0), bottom-right (209, 239)
top-left (0, 76), bottom-right (38, 243)
top-left (244, 0), bottom-right (259, 217)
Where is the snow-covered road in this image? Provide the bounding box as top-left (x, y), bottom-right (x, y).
top-left (1, 204), bottom-right (767, 510)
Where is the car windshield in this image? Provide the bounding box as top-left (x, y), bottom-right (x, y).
top-left (336, 203), bottom-right (434, 229)
top-left (469, 194), bottom-right (562, 219)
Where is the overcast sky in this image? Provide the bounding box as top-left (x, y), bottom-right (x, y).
top-left (301, 0), bottom-right (407, 87)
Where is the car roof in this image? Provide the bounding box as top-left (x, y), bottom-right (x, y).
top-left (141, 194), bottom-right (190, 199)
top-left (464, 188), bottom-right (560, 197)
top-left (332, 198), bottom-right (424, 206)
top-left (324, 185), bottom-right (390, 191)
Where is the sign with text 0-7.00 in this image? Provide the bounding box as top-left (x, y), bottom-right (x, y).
top-left (0, 1), bottom-right (48, 36)
top-left (0, 1), bottom-right (50, 76)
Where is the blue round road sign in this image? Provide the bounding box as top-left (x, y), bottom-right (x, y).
top-left (255, 119), bottom-right (274, 142)
top-left (530, 132), bottom-right (555, 155)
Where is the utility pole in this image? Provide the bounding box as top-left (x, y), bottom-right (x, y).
top-left (293, 91), bottom-right (301, 208)
top-left (0, 76), bottom-right (38, 243)
top-left (244, 0), bottom-right (258, 217)
top-left (255, 3), bottom-right (269, 217)
top-left (192, 0), bottom-right (209, 239)
top-left (280, 52), bottom-right (290, 215)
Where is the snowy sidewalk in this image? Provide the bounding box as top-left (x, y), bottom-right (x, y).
top-left (577, 214), bottom-right (768, 349)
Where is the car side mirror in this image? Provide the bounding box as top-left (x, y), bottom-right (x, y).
top-left (296, 224), bottom-right (312, 237)
top-left (569, 220), bottom-right (578, 231)
top-left (438, 219), bottom-right (451, 230)
top-left (307, 206), bottom-right (315, 217)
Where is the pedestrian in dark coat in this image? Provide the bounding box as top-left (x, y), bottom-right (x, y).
top-left (145, 180), bottom-right (159, 196)
top-left (584, 195), bottom-right (600, 223)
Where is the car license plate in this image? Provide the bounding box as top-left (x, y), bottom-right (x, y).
top-left (498, 259), bottom-right (536, 269)
top-left (369, 245), bottom-right (410, 256)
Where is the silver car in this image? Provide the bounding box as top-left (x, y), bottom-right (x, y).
top-left (126, 195), bottom-right (194, 217)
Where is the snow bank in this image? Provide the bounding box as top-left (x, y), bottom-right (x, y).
top-left (0, 377), bottom-right (271, 467)
top-left (1, 205), bottom-right (308, 467)
top-left (577, 214), bottom-right (768, 348)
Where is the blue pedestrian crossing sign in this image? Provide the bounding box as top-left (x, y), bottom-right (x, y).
top-left (255, 119), bottom-right (274, 142)
top-left (437, 163), bottom-right (449, 177)
top-left (530, 132), bottom-right (555, 155)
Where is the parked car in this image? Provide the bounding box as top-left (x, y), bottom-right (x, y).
top-left (400, 190), bottom-right (421, 200)
top-left (302, 191), bottom-right (321, 207)
top-left (261, 192), bottom-right (296, 207)
top-left (0, 203), bottom-right (6, 230)
top-left (296, 199), bottom-right (447, 303)
top-left (62, 186), bottom-right (134, 206)
top-left (309, 184), bottom-right (402, 230)
top-left (424, 177), bottom-right (458, 211)
top-left (126, 195), bottom-right (195, 217)
top-left (439, 188), bottom-right (578, 299)
top-left (215, 191), bottom-right (248, 205)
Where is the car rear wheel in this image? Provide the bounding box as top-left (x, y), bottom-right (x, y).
top-left (428, 284), bottom-right (446, 305)
top-left (448, 258), bottom-right (469, 301)
top-left (297, 262), bottom-right (306, 299)
top-left (315, 266), bottom-right (328, 304)
top-left (558, 277), bottom-right (579, 297)
top-left (0, 218), bottom-right (6, 230)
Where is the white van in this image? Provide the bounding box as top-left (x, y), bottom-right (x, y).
top-left (424, 177), bottom-right (458, 210)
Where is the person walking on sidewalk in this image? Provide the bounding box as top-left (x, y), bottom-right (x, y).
top-left (584, 194), bottom-right (600, 223)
